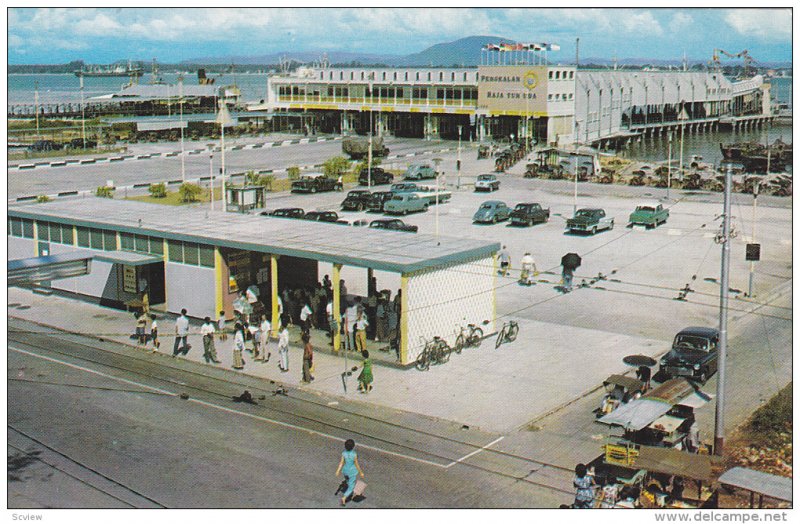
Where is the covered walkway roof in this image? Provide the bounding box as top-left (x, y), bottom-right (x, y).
top-left (9, 200), bottom-right (499, 274)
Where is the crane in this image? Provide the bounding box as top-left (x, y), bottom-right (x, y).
top-left (710, 49), bottom-right (756, 77)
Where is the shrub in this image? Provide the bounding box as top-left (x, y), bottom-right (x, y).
top-left (96, 186), bottom-right (114, 198)
top-left (36, 195), bottom-right (51, 203)
top-left (149, 183), bottom-right (167, 198)
top-left (287, 166), bottom-right (301, 180)
top-left (323, 156), bottom-right (351, 178)
top-left (258, 175), bottom-right (275, 191)
top-left (179, 182), bottom-right (202, 203)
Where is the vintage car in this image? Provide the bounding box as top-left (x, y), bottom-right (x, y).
top-left (303, 210), bottom-right (340, 223)
top-left (384, 193), bottom-right (429, 215)
top-left (473, 200), bottom-right (511, 224)
top-left (629, 201), bottom-right (670, 228)
top-left (658, 327), bottom-right (720, 384)
top-left (566, 208), bottom-right (615, 235)
top-left (369, 219), bottom-right (418, 233)
top-left (263, 208), bottom-right (305, 219)
top-left (475, 173), bottom-right (500, 192)
top-left (291, 173), bottom-right (341, 193)
top-left (390, 182), bottom-right (421, 193)
top-left (366, 191), bottom-right (395, 212)
top-left (509, 202), bottom-right (550, 226)
top-left (358, 167), bottom-right (394, 186)
top-left (337, 218), bottom-right (369, 227)
top-left (403, 163), bottom-right (437, 180)
top-left (340, 190), bottom-right (373, 211)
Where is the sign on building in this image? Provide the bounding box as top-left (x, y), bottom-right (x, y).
top-left (477, 65), bottom-right (549, 116)
top-left (123, 265), bottom-right (138, 294)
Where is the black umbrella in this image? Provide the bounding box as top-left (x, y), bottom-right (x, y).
top-left (623, 354), bottom-right (658, 367)
top-left (561, 252), bottom-right (582, 270)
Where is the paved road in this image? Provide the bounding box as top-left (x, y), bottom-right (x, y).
top-left (8, 318), bottom-right (569, 508)
top-left (7, 136), bottom-right (456, 198)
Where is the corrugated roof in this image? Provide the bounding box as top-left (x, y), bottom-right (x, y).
top-left (718, 467), bottom-right (792, 502)
top-left (9, 199), bottom-right (499, 274)
top-left (598, 379), bottom-right (712, 430)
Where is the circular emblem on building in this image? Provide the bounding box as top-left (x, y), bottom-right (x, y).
top-left (522, 71), bottom-right (538, 90)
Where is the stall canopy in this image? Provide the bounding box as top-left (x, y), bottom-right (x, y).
top-left (718, 467), bottom-right (792, 504)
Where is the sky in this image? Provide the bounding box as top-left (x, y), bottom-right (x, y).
top-left (7, 7), bottom-right (794, 65)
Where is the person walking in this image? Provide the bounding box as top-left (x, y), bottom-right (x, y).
top-left (354, 308), bottom-right (368, 353)
top-left (375, 299), bottom-right (387, 344)
top-left (257, 314), bottom-right (272, 362)
top-left (345, 299), bottom-right (359, 352)
top-left (326, 299), bottom-right (337, 348)
top-left (135, 312), bottom-right (148, 345)
top-left (173, 309), bottom-right (191, 356)
top-left (357, 350), bottom-right (373, 393)
top-left (232, 322), bottom-right (246, 370)
top-left (519, 252), bottom-right (538, 286)
top-left (150, 314), bottom-right (160, 352)
top-left (498, 245), bottom-right (511, 277)
top-left (560, 252), bottom-right (581, 293)
top-left (335, 439), bottom-right (365, 506)
top-left (217, 310), bottom-right (227, 342)
top-left (201, 317), bottom-right (221, 363)
top-left (573, 463), bottom-right (596, 508)
top-left (386, 302), bottom-right (399, 361)
top-left (277, 321), bottom-right (290, 372)
top-left (301, 332), bottom-right (314, 383)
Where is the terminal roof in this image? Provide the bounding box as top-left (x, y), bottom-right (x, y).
top-left (10, 199), bottom-right (499, 274)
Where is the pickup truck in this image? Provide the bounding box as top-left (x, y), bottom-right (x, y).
top-left (509, 203), bottom-right (550, 227)
top-left (384, 193), bottom-right (429, 215)
top-left (566, 208), bottom-right (614, 235)
top-left (628, 202), bottom-right (669, 228)
top-left (340, 190), bottom-right (372, 211)
top-left (658, 327), bottom-right (720, 384)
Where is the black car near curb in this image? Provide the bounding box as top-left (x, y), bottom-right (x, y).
top-left (341, 190), bottom-right (373, 211)
top-left (358, 167), bottom-right (394, 186)
top-left (264, 208), bottom-right (305, 219)
top-left (658, 327), bottom-right (721, 384)
top-left (369, 219), bottom-right (418, 233)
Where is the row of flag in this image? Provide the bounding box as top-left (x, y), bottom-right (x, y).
top-left (484, 42), bottom-right (560, 52)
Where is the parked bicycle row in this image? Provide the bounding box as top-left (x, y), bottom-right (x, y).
top-left (415, 320), bottom-right (520, 371)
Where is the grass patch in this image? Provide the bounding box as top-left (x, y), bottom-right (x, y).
top-left (127, 187), bottom-right (222, 206)
top-left (744, 382), bottom-right (792, 446)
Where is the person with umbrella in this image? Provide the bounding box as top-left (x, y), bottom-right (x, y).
top-left (561, 252), bottom-right (581, 293)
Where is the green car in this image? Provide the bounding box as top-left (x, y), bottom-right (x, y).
top-left (628, 201), bottom-right (669, 228)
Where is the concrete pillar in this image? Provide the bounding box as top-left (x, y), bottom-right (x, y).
top-left (214, 247), bottom-right (225, 317)
top-left (399, 273), bottom-right (409, 364)
top-left (32, 221), bottom-right (39, 257)
top-left (271, 254), bottom-right (280, 330)
top-left (332, 263), bottom-right (342, 351)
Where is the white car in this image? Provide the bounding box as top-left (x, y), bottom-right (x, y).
top-left (475, 174), bottom-right (500, 192)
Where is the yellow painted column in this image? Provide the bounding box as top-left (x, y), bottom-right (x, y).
top-left (162, 239), bottom-right (169, 307)
top-left (72, 225), bottom-right (78, 246)
top-left (33, 221), bottom-right (39, 256)
top-left (399, 273), bottom-right (409, 365)
top-left (332, 263), bottom-right (342, 351)
top-left (115, 231), bottom-right (121, 250)
top-left (270, 254), bottom-right (280, 331)
top-left (214, 247), bottom-right (224, 317)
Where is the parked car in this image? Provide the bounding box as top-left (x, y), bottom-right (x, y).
top-left (473, 201), bottom-right (511, 224)
top-left (369, 219), bottom-right (418, 233)
top-left (658, 327), bottom-right (721, 384)
top-left (29, 140), bottom-right (62, 152)
top-left (566, 208), bottom-right (614, 235)
top-left (340, 190), bottom-right (373, 211)
top-left (404, 163), bottom-right (437, 180)
top-left (475, 174), bottom-right (500, 192)
top-left (291, 173), bottom-right (341, 193)
top-left (358, 167), bottom-right (394, 186)
top-left (337, 218), bottom-right (370, 227)
top-left (264, 208), bottom-right (305, 219)
top-left (390, 182), bottom-right (421, 193)
top-left (509, 203), bottom-right (550, 226)
top-left (366, 191), bottom-right (395, 212)
top-left (628, 201), bottom-right (670, 228)
top-left (384, 193), bottom-right (429, 215)
top-left (304, 210), bottom-right (340, 223)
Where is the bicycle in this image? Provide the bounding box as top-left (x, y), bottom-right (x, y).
top-left (415, 336), bottom-right (451, 371)
top-left (454, 323), bottom-right (484, 352)
top-left (495, 320), bottom-right (519, 349)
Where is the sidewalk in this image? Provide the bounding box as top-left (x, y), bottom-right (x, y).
top-left (8, 286), bottom-right (669, 433)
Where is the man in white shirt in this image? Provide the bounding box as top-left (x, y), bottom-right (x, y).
top-left (200, 317), bottom-right (220, 363)
top-left (354, 307), bottom-right (369, 352)
top-left (519, 252), bottom-right (537, 286)
top-left (173, 309), bottom-right (191, 356)
top-left (345, 298), bottom-right (361, 351)
top-left (300, 302), bottom-right (312, 335)
top-left (257, 315), bottom-right (272, 362)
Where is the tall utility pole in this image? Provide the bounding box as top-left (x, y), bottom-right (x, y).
top-left (667, 131), bottom-right (672, 201)
top-left (209, 153), bottom-right (214, 211)
top-left (79, 75), bottom-right (86, 149)
top-left (748, 180), bottom-right (758, 297)
top-left (34, 81), bottom-right (40, 138)
top-left (714, 163), bottom-right (733, 456)
top-left (179, 76), bottom-right (186, 182)
top-left (457, 124), bottom-right (463, 189)
top-left (367, 111), bottom-right (373, 189)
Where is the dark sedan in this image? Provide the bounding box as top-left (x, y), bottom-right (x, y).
top-left (264, 208), bottom-right (305, 219)
top-left (658, 327), bottom-right (721, 384)
top-left (359, 167), bottom-right (394, 186)
top-left (366, 191), bottom-right (395, 212)
top-left (304, 211), bottom-right (340, 223)
top-left (340, 190), bottom-right (372, 211)
top-left (369, 219), bottom-right (418, 233)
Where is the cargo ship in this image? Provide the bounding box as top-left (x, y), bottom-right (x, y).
top-left (75, 61), bottom-right (144, 78)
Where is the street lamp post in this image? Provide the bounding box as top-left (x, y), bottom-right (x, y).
top-left (714, 162), bottom-right (733, 456)
top-left (457, 124), bottom-right (463, 189)
top-left (667, 131), bottom-right (672, 201)
top-left (367, 111), bottom-right (373, 189)
top-left (79, 75), bottom-right (86, 149)
top-left (179, 76), bottom-right (186, 182)
top-left (34, 81), bottom-right (40, 138)
top-left (209, 153), bottom-right (214, 211)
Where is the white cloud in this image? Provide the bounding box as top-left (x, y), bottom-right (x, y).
top-left (725, 9), bottom-right (791, 40)
top-left (669, 12), bottom-right (693, 33)
top-left (620, 11), bottom-right (663, 36)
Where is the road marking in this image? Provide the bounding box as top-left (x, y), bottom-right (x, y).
top-left (444, 436), bottom-right (504, 468)
top-left (10, 345), bottom-right (449, 469)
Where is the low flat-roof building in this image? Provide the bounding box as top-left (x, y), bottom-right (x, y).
top-left (8, 199), bottom-right (499, 365)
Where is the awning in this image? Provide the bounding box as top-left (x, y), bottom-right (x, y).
top-left (649, 415), bottom-right (686, 434)
top-left (94, 250), bottom-right (163, 266)
top-left (604, 374), bottom-right (644, 391)
top-left (633, 445), bottom-right (714, 483)
top-left (718, 467), bottom-right (792, 503)
top-left (8, 252), bottom-right (92, 286)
